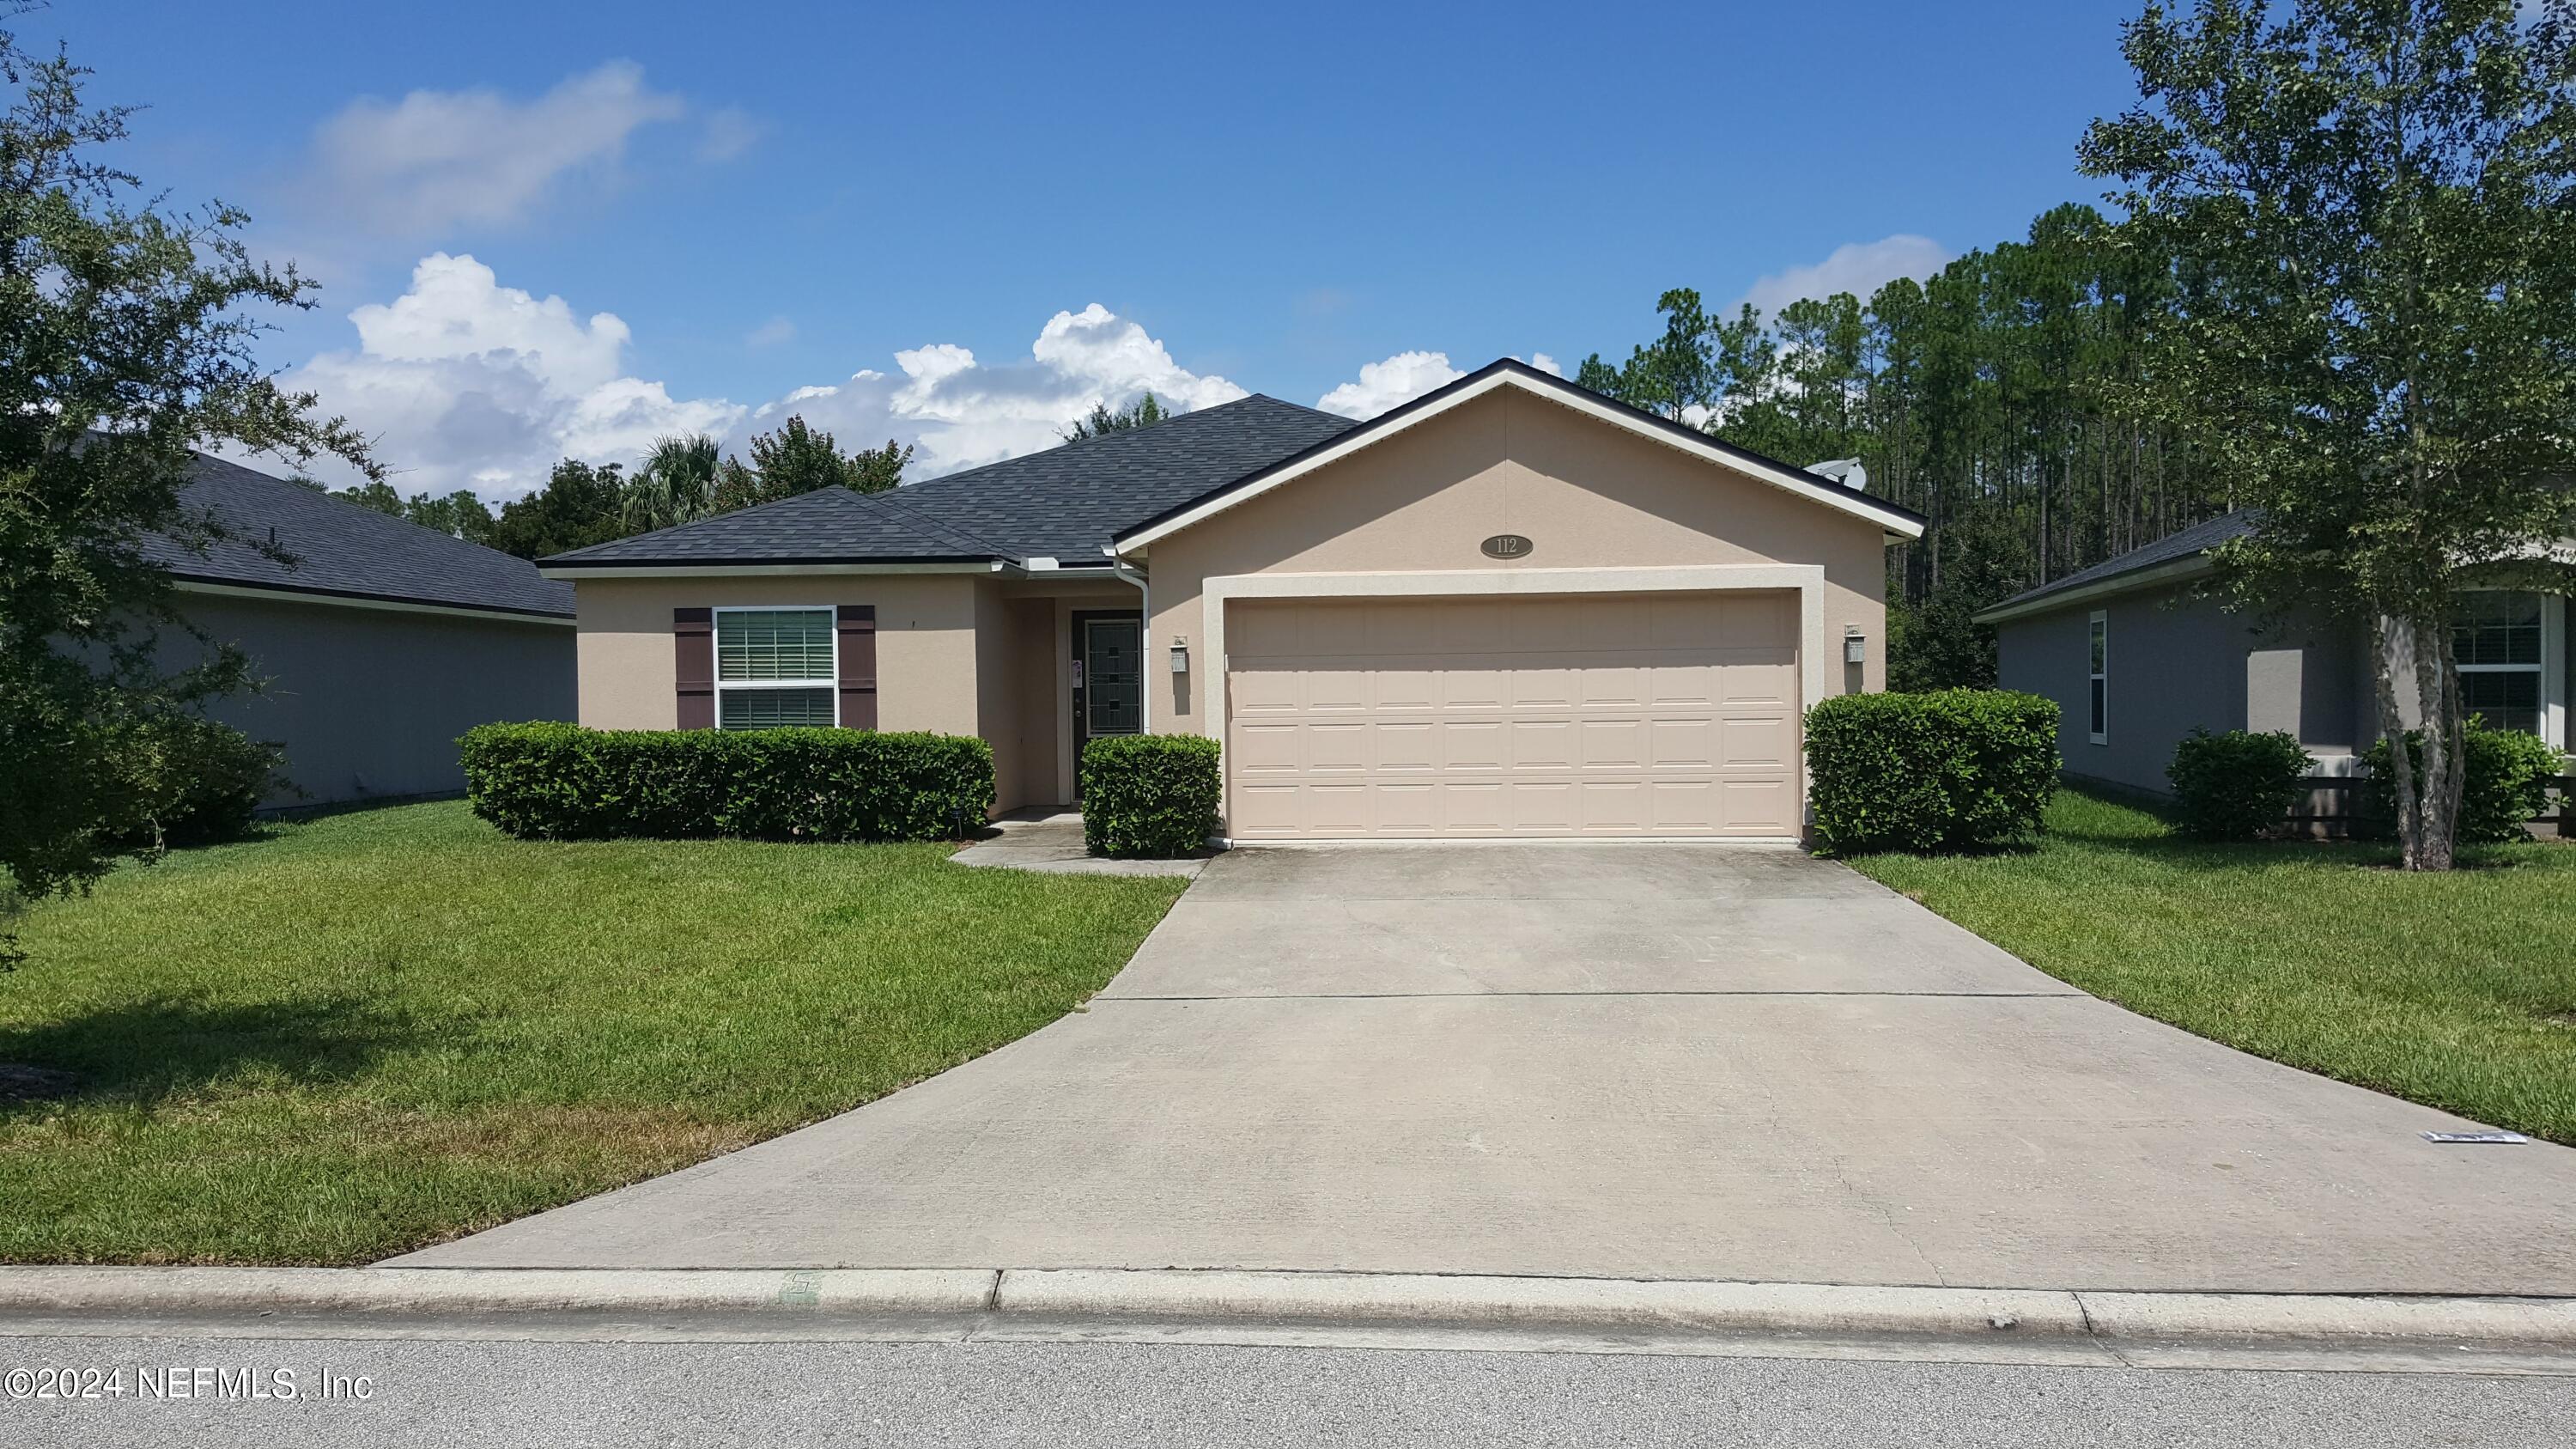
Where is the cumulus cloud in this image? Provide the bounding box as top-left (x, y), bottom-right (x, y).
top-left (1315, 350), bottom-right (1563, 419)
top-left (1738, 234), bottom-right (1953, 318)
top-left (292, 271), bottom-right (1252, 497)
top-left (762, 304), bottom-right (1249, 476)
top-left (309, 61), bottom-right (688, 235)
top-left (290, 253), bottom-right (744, 496)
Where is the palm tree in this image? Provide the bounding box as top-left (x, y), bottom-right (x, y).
top-left (620, 434), bottom-right (722, 534)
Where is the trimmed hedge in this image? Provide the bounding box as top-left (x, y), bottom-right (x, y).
top-left (2166, 728), bottom-right (2313, 841)
top-left (1806, 689), bottom-right (2060, 855)
top-left (2360, 721), bottom-right (2564, 844)
top-left (459, 722), bottom-right (995, 842)
top-left (1081, 734), bottom-right (1221, 858)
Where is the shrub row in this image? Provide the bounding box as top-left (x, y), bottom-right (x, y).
top-left (1804, 689), bottom-right (2059, 855)
top-left (2163, 720), bottom-right (2563, 843)
top-left (1081, 734), bottom-right (1221, 857)
top-left (459, 722), bottom-right (994, 842)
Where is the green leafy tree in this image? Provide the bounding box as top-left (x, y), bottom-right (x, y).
top-left (300, 476), bottom-right (495, 543)
top-left (1, 17), bottom-right (374, 905)
top-left (713, 416), bottom-right (910, 510)
top-left (2080, 0), bottom-right (2576, 869)
top-left (620, 433), bottom-right (720, 534)
top-left (404, 489), bottom-right (495, 544)
top-left (1062, 391), bottom-right (1173, 441)
top-left (485, 460), bottom-right (627, 560)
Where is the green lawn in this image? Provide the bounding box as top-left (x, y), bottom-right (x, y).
top-left (0, 801), bottom-right (1187, 1264)
top-left (1847, 786), bottom-right (2576, 1144)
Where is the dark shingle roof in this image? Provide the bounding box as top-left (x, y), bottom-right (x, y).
top-left (141, 454), bottom-right (573, 618)
top-left (891, 394), bottom-right (1358, 560)
top-left (544, 484), bottom-right (995, 565)
top-left (541, 393), bottom-right (1358, 569)
top-left (1981, 509), bottom-right (2257, 615)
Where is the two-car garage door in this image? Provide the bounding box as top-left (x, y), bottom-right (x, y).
top-left (1225, 592), bottom-right (1801, 839)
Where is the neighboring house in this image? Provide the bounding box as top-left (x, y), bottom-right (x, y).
top-left (1977, 510), bottom-right (2573, 795)
top-left (543, 359), bottom-right (1925, 841)
top-left (143, 454), bottom-right (577, 807)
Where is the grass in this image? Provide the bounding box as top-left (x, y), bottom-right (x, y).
top-left (0, 801), bottom-right (1188, 1264)
top-left (1846, 785), bottom-right (2576, 1145)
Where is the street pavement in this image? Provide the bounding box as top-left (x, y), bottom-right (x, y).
top-left (5, 1333), bottom-right (2571, 1448)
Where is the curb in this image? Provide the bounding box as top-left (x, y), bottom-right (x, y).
top-left (2, 1267), bottom-right (2572, 1354)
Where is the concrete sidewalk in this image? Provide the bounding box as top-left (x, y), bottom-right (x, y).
top-left (390, 843), bottom-right (2576, 1297)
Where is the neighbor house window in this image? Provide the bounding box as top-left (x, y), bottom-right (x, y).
top-left (2087, 611), bottom-right (2107, 744)
top-left (2453, 591), bottom-right (2553, 741)
top-left (714, 607), bottom-right (837, 729)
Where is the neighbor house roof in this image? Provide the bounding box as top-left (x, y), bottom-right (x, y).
top-left (142, 454), bottom-right (574, 620)
top-left (542, 394), bottom-right (1359, 571)
top-left (1973, 509), bottom-right (2257, 624)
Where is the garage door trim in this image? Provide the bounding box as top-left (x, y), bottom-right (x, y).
top-left (1205, 564), bottom-right (1827, 842)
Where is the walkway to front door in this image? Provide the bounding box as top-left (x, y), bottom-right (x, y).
top-left (392, 843), bottom-right (2576, 1294)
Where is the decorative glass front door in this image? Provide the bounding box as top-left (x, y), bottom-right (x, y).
top-left (1078, 616), bottom-right (1144, 743)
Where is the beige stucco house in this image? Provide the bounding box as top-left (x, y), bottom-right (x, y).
top-left (542, 360), bottom-right (1926, 840)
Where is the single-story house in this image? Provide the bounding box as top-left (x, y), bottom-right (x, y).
top-left (1977, 510), bottom-right (2573, 796)
top-left (541, 359), bottom-right (1926, 841)
top-left (145, 454), bottom-right (577, 807)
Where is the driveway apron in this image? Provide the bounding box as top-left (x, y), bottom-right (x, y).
top-left (392, 844), bottom-right (2576, 1294)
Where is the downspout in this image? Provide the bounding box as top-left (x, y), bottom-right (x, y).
top-left (1103, 545), bottom-right (1149, 733)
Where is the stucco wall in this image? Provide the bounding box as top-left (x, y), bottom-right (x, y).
top-left (1139, 387), bottom-right (1889, 737)
top-left (1996, 583), bottom-right (2360, 795)
top-left (171, 591), bottom-right (574, 807)
top-left (573, 574), bottom-right (981, 734)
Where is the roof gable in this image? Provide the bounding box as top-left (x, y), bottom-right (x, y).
top-left (1111, 359), bottom-right (1928, 552)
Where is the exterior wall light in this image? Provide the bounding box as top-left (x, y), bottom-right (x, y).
top-left (1170, 637), bottom-right (1190, 674)
top-left (1844, 631), bottom-right (1867, 666)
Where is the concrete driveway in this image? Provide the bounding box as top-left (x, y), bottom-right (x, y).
top-left (395, 844), bottom-right (2576, 1294)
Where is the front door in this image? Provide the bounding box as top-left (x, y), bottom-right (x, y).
top-left (1072, 614), bottom-right (1144, 791)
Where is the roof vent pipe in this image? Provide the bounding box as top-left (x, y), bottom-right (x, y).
top-left (1808, 459), bottom-right (1868, 492)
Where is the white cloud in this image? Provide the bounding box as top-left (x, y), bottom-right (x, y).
top-left (310, 61), bottom-right (688, 235)
top-left (765, 305), bottom-right (1250, 476)
top-left (1316, 351), bottom-right (1462, 419)
top-left (744, 316), bottom-right (796, 348)
top-left (1315, 350), bottom-right (1561, 419)
top-left (292, 275), bottom-right (1255, 497)
top-left (1738, 234), bottom-right (1953, 318)
top-left (290, 253), bottom-right (744, 497)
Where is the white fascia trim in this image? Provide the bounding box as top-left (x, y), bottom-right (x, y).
top-left (538, 561), bottom-right (1005, 581)
top-left (1200, 564), bottom-right (1829, 836)
top-left (173, 579), bottom-right (574, 627)
top-left (1112, 370), bottom-right (1925, 552)
top-left (1971, 555), bottom-right (2215, 626)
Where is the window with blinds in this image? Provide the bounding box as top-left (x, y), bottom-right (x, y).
top-left (714, 608), bottom-right (837, 729)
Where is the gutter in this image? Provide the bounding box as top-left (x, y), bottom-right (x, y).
top-left (1971, 555), bottom-right (2215, 626)
top-left (1101, 546), bottom-right (1151, 732)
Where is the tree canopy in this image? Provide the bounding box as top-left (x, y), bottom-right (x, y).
top-left (1061, 392), bottom-right (1173, 441)
top-left (2080, 0), bottom-right (2576, 868)
top-left (1, 19), bottom-right (374, 903)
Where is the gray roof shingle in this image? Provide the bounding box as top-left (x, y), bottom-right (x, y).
top-left (543, 393), bottom-right (1358, 569)
top-left (142, 454), bottom-right (574, 618)
top-left (1982, 509), bottom-right (2257, 614)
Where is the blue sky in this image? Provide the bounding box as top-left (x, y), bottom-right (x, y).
top-left (25, 0), bottom-right (2148, 496)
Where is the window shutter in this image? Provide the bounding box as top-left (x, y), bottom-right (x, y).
top-left (674, 607), bottom-right (714, 729)
top-left (837, 605), bottom-right (878, 729)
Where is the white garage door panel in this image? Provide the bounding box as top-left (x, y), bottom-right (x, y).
top-left (1225, 594), bottom-right (1800, 839)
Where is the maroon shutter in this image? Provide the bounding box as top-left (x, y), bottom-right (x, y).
top-left (837, 605), bottom-right (878, 729)
top-left (674, 607), bottom-right (714, 729)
